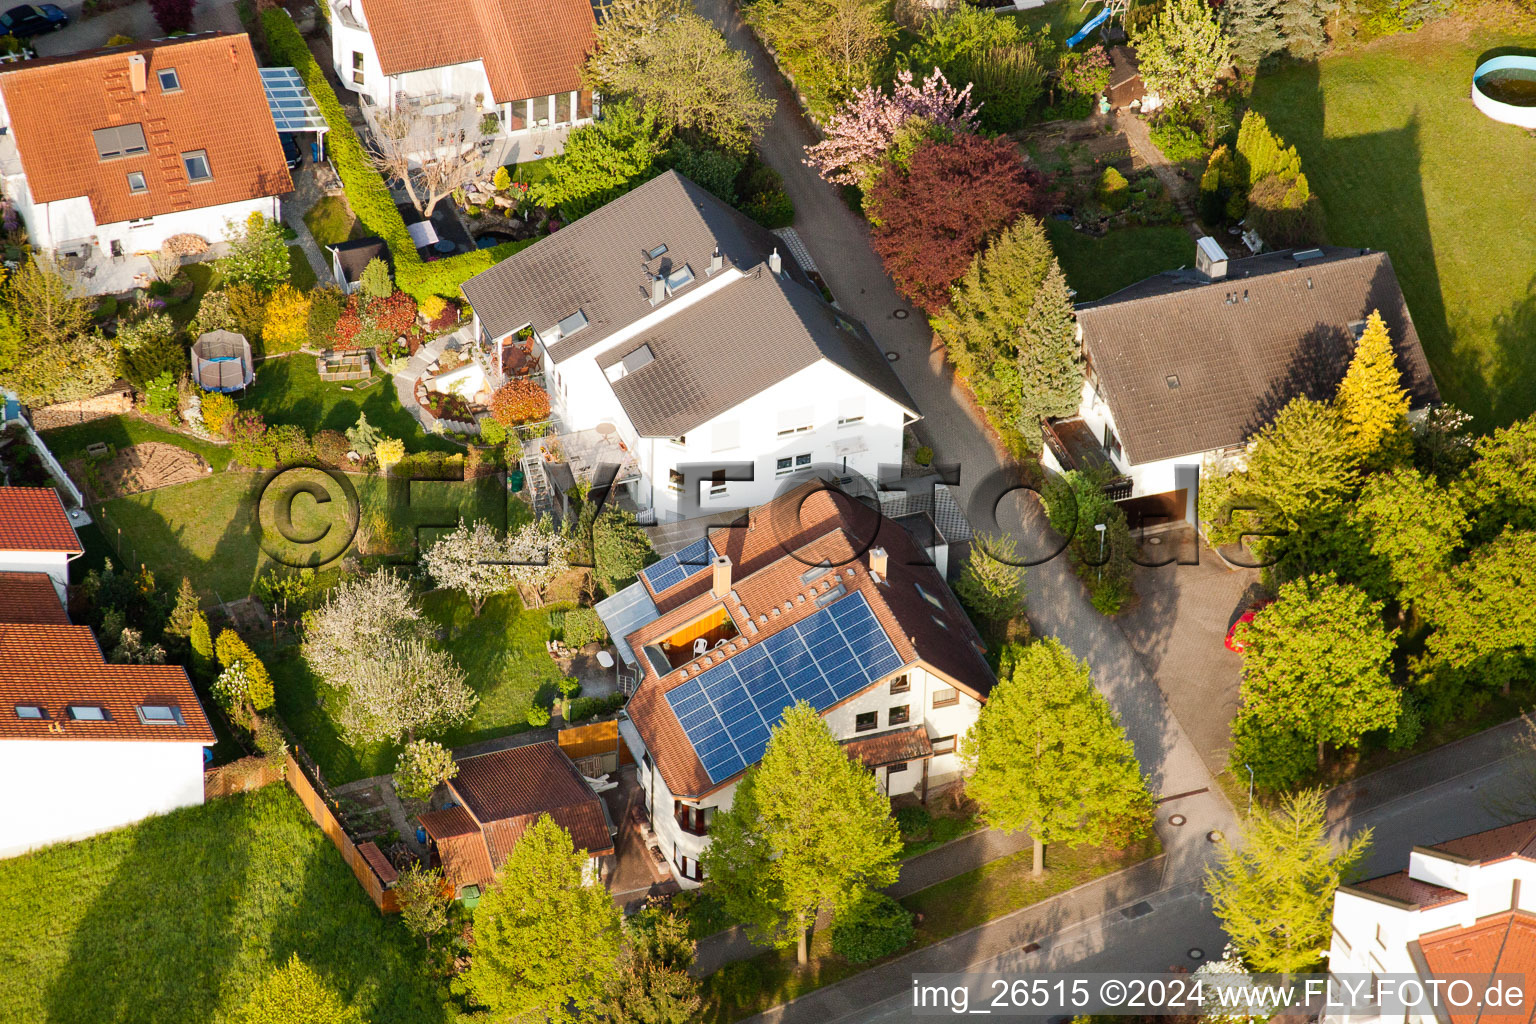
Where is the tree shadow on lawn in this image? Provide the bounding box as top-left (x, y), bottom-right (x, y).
top-left (100, 476), bottom-right (265, 604)
top-left (1490, 272), bottom-right (1536, 426)
top-left (243, 357), bottom-right (457, 453)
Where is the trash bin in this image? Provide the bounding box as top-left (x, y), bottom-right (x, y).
top-left (510, 469), bottom-right (525, 492)
top-left (415, 827), bottom-right (427, 845)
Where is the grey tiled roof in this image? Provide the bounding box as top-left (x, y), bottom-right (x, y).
top-left (595, 267), bottom-right (918, 437)
top-left (460, 170), bottom-right (814, 361)
top-left (1075, 248), bottom-right (1439, 465)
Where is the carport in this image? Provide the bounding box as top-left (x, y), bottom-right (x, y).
top-left (260, 66), bottom-right (329, 162)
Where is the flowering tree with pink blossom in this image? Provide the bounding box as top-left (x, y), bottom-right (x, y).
top-left (805, 67), bottom-right (980, 188)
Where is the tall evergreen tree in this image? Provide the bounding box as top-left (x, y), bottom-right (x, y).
top-left (1220, 0), bottom-right (1285, 67)
top-left (1336, 310), bottom-right (1410, 467)
top-left (703, 702), bottom-right (901, 963)
top-left (1235, 574), bottom-right (1400, 766)
top-left (1207, 789), bottom-right (1372, 975)
top-left (465, 815), bottom-right (623, 1023)
top-left (961, 639), bottom-right (1155, 876)
top-left (601, 903), bottom-right (704, 1024)
top-left (1018, 261), bottom-right (1083, 430)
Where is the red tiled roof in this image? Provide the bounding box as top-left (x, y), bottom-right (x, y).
top-left (0, 572), bottom-right (68, 625)
top-left (0, 623), bottom-right (214, 743)
top-left (1344, 870), bottom-right (1467, 910)
top-left (0, 488), bottom-right (82, 553)
top-left (423, 742), bottom-right (613, 889)
top-left (357, 0), bottom-right (596, 104)
top-left (842, 726), bottom-right (933, 769)
top-left (626, 482), bottom-right (995, 799)
top-left (1419, 911), bottom-right (1536, 1024)
top-left (0, 34), bottom-right (291, 227)
top-left (1427, 818), bottom-right (1536, 865)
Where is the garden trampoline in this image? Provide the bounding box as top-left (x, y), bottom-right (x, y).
top-left (190, 330), bottom-right (254, 393)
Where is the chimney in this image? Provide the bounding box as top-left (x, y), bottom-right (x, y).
top-left (1195, 236), bottom-right (1228, 282)
top-left (711, 555), bottom-right (732, 599)
top-left (869, 547), bottom-right (888, 577)
top-left (709, 246), bottom-right (723, 276)
top-left (649, 273), bottom-right (665, 306)
top-left (768, 248), bottom-right (782, 276)
top-left (128, 54), bottom-right (147, 94)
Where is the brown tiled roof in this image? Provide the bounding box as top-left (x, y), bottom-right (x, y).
top-left (625, 482), bottom-right (995, 799)
top-left (424, 742), bottom-right (613, 889)
top-left (0, 623), bottom-right (215, 743)
top-left (1426, 818), bottom-right (1536, 865)
top-left (0, 488), bottom-right (83, 553)
top-left (0, 34), bottom-right (291, 227)
top-left (1344, 870), bottom-right (1467, 910)
top-left (842, 726), bottom-right (933, 769)
top-left (1419, 911), bottom-right (1536, 1024)
top-left (357, 0), bottom-right (595, 104)
top-left (0, 572), bottom-right (68, 625)
top-left (1073, 249), bottom-right (1439, 465)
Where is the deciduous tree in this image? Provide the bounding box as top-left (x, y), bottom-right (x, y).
top-left (584, 0), bottom-right (692, 89)
top-left (806, 67), bottom-right (978, 189)
top-left (395, 863), bottom-right (453, 950)
top-left (962, 638), bottom-right (1154, 876)
top-left (866, 132), bottom-right (1034, 314)
top-left (1349, 467), bottom-right (1467, 608)
top-left (532, 101), bottom-right (666, 220)
top-left (703, 702), bottom-right (901, 963)
top-left (1207, 789), bottom-right (1371, 974)
top-left (393, 739), bottom-right (458, 801)
top-left (1235, 574), bottom-right (1400, 765)
top-left (423, 517), bottom-right (569, 615)
top-left (1462, 414), bottom-right (1536, 539)
top-left (746, 0), bottom-right (897, 109)
top-left (1132, 0), bottom-right (1231, 110)
top-left (148, 0), bottom-right (195, 34)
top-left (1336, 311), bottom-right (1410, 466)
top-left (369, 108), bottom-right (485, 219)
top-left (604, 13), bottom-right (773, 151)
top-left (234, 954), bottom-right (363, 1024)
top-left (465, 815), bottom-right (623, 1023)
top-left (219, 212), bottom-right (290, 291)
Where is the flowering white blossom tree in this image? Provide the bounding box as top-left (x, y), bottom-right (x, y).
top-left (804, 67), bottom-right (979, 188)
top-left (302, 570), bottom-right (430, 684)
top-left (423, 517), bottom-right (568, 615)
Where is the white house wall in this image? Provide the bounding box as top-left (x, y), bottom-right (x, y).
top-left (331, 10), bottom-right (388, 107)
top-left (389, 62), bottom-right (495, 113)
top-left (0, 739), bottom-right (206, 858)
top-left (27, 194), bottom-right (280, 262)
top-left (1068, 379), bottom-right (1200, 505)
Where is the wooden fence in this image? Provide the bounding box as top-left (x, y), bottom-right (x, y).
top-left (201, 750), bottom-right (399, 913)
top-left (558, 719), bottom-right (633, 774)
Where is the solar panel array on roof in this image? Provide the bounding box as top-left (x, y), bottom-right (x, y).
top-left (665, 591), bottom-right (905, 784)
top-left (641, 537), bottom-right (713, 593)
top-left (259, 67), bottom-right (327, 133)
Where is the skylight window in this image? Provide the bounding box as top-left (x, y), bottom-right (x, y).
top-left (914, 583), bottom-right (945, 611)
top-left (181, 150), bottom-right (212, 182)
top-left (1165, 374), bottom-right (1181, 390)
top-left (664, 265), bottom-right (694, 293)
top-left (14, 704), bottom-right (44, 720)
top-left (556, 309), bottom-right (588, 339)
top-left (68, 705), bottom-right (108, 721)
top-left (92, 123), bottom-right (148, 161)
top-left (136, 704), bottom-right (183, 725)
top-left (645, 243), bottom-right (668, 261)
top-left (157, 67), bottom-right (181, 92)
top-left (126, 171), bottom-right (148, 194)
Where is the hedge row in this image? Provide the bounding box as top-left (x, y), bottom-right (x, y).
top-left (262, 9), bottom-right (536, 302)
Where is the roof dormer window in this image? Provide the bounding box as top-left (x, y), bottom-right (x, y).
top-left (136, 704), bottom-right (184, 725)
top-left (14, 704), bottom-right (45, 720)
top-left (68, 705), bottom-right (109, 721)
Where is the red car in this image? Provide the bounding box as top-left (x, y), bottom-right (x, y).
top-left (1224, 600), bottom-right (1274, 653)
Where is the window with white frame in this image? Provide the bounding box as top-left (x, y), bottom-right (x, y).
top-left (776, 406), bottom-right (814, 436)
top-left (351, 51), bottom-right (365, 85)
top-left (837, 397), bottom-right (865, 427)
top-left (775, 453), bottom-right (811, 477)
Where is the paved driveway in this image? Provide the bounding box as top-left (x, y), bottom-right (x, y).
top-left (30, 0), bottom-right (242, 57)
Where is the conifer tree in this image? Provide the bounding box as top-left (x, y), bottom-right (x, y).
top-left (1207, 789), bottom-right (1372, 975)
top-left (1336, 310), bottom-right (1410, 466)
top-left (188, 611), bottom-right (214, 682)
top-left (1018, 261), bottom-right (1082, 429)
top-left (962, 639), bottom-right (1155, 876)
top-left (1220, 0), bottom-right (1284, 67)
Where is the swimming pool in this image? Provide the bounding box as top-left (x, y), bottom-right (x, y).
top-left (1472, 55), bottom-right (1536, 129)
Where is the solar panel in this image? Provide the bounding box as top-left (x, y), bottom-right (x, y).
top-left (640, 537), bottom-right (714, 593)
top-left (664, 591), bottom-right (904, 783)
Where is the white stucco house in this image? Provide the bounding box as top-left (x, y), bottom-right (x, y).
top-left (0, 569), bottom-right (215, 859)
top-left (598, 482), bottom-right (993, 886)
top-left (1040, 240), bottom-right (1440, 529)
top-left (329, 0), bottom-right (597, 166)
top-left (0, 487), bottom-right (84, 603)
top-left (0, 34), bottom-right (292, 291)
top-left (1326, 818), bottom-right (1536, 1024)
top-left (461, 171), bottom-right (921, 524)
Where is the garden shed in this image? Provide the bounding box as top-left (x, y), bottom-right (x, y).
top-left (190, 330), bottom-right (254, 393)
top-left (1106, 47), bottom-right (1147, 109)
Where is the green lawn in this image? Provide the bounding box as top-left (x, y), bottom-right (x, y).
top-left (95, 469), bottom-right (506, 603)
top-left (241, 355), bottom-right (458, 452)
top-left (1005, 0), bottom-right (1092, 44)
top-left (1249, 28), bottom-right (1536, 426)
top-left (42, 415), bottom-right (234, 471)
top-left (272, 590), bottom-right (567, 784)
top-left (172, 262), bottom-right (222, 327)
top-left (0, 786), bottom-right (447, 1023)
top-left (1046, 221), bottom-right (1194, 301)
top-left (287, 245), bottom-right (319, 290)
top-left (303, 195), bottom-right (368, 248)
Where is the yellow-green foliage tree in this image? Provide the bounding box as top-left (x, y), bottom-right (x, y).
top-left (263, 285), bottom-right (314, 353)
top-left (1336, 310), bottom-right (1410, 467)
top-left (374, 436), bottom-right (405, 475)
top-left (214, 629), bottom-right (274, 710)
top-left (233, 954), bottom-right (364, 1024)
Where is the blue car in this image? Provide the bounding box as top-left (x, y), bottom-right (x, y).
top-left (0, 3), bottom-right (68, 36)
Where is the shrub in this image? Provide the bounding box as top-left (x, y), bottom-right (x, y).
top-left (561, 606), bottom-right (608, 647)
top-left (493, 165), bottom-right (512, 191)
top-left (667, 140), bottom-right (743, 204)
top-left (220, 212), bottom-right (290, 292)
top-left (225, 283), bottom-right (269, 345)
top-left (1150, 114), bottom-right (1209, 163)
top-left (478, 417), bottom-right (508, 446)
top-left (894, 805), bottom-right (932, 839)
top-left (191, 289), bottom-right (237, 337)
top-left (263, 285), bottom-right (313, 353)
top-left (913, 445), bottom-right (933, 466)
top-left (374, 436), bottom-right (405, 474)
top-left (306, 285), bottom-right (345, 347)
top-left (1228, 710), bottom-right (1316, 792)
top-left (214, 628), bottom-right (274, 711)
top-left (227, 411), bottom-right (277, 469)
top-left (268, 424), bottom-right (313, 466)
top-left (490, 379), bottom-right (550, 425)
top-left (830, 893), bottom-right (915, 964)
top-left (200, 390), bottom-right (237, 436)
top-left (143, 371), bottom-right (179, 418)
top-left (526, 704), bottom-right (552, 727)
top-left (359, 257), bottom-right (392, 299)
top-left (114, 312), bottom-right (182, 388)
top-left (566, 693), bottom-right (627, 722)
top-left (418, 294), bottom-right (448, 323)
top-left (313, 429), bottom-right (350, 466)
top-left (394, 739), bottom-right (458, 801)
top-left (741, 186), bottom-right (795, 229)
top-left (148, 0), bottom-right (194, 33)
top-left (1098, 166), bottom-right (1130, 211)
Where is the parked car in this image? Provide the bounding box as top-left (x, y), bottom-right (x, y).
top-left (279, 133), bottom-right (303, 171)
top-left (1224, 600), bottom-right (1275, 653)
top-left (0, 3), bottom-right (67, 36)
